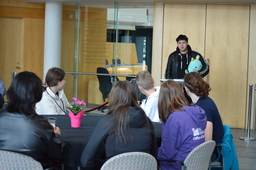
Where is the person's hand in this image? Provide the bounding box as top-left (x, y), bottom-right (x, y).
top-left (194, 70), bottom-right (199, 73)
top-left (54, 126), bottom-right (61, 135)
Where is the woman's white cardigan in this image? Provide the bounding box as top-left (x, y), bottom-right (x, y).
top-left (36, 87), bottom-right (69, 115)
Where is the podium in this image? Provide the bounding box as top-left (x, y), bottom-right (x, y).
top-left (159, 79), bottom-right (184, 87)
top-left (159, 79), bottom-right (191, 103)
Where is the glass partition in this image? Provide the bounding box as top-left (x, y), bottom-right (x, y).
top-left (61, 2), bottom-right (153, 109)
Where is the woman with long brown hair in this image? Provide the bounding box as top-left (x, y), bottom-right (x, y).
top-left (158, 80), bottom-right (207, 170)
top-left (80, 81), bottom-right (157, 170)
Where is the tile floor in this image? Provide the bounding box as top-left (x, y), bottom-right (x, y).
top-left (232, 128), bottom-right (256, 170)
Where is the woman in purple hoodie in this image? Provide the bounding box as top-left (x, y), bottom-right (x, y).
top-left (158, 80), bottom-right (207, 170)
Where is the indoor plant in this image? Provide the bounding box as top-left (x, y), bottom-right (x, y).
top-left (67, 97), bottom-right (88, 128)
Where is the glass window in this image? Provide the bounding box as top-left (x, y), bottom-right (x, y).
top-left (61, 2), bottom-right (154, 107)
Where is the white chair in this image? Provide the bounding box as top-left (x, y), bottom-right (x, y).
top-left (0, 150), bottom-right (43, 170)
top-left (100, 152), bottom-right (157, 170)
top-left (158, 140), bottom-right (216, 170)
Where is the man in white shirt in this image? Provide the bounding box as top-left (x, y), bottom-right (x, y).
top-left (136, 71), bottom-right (161, 123)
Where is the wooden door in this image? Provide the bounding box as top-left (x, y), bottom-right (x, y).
top-left (205, 5), bottom-right (250, 128)
top-left (162, 4), bottom-right (206, 77)
top-left (159, 4), bottom-right (250, 128)
top-left (0, 18), bottom-right (22, 91)
top-left (20, 18), bottom-right (44, 79)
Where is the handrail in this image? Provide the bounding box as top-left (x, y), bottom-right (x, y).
top-left (65, 71), bottom-right (136, 98)
top-left (239, 85), bottom-right (256, 141)
top-left (65, 71), bottom-right (136, 77)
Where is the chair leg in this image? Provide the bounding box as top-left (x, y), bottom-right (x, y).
top-left (100, 107), bottom-right (105, 113)
top-left (208, 160), bottom-right (211, 170)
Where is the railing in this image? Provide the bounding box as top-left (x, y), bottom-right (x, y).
top-left (65, 72), bottom-right (136, 98)
top-left (65, 71), bottom-right (136, 78)
top-left (239, 85), bottom-right (256, 141)
top-left (11, 71), bottom-right (136, 100)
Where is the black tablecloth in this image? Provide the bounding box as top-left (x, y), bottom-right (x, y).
top-left (44, 115), bottom-right (162, 169)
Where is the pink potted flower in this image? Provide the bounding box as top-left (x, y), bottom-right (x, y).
top-left (67, 97), bottom-right (88, 128)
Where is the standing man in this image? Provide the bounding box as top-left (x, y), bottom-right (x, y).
top-left (165, 34), bottom-right (209, 79)
top-left (136, 71), bottom-right (161, 123)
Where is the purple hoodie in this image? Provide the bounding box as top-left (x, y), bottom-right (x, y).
top-left (158, 105), bottom-right (207, 170)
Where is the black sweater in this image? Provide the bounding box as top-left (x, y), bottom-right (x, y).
top-left (165, 45), bottom-right (209, 79)
top-left (80, 107), bottom-right (158, 170)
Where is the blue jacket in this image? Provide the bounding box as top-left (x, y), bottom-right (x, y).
top-left (220, 125), bottom-right (239, 170)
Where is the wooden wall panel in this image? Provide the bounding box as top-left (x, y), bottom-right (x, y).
top-left (61, 20), bottom-right (75, 101)
top-left (162, 4), bottom-right (206, 78)
top-left (0, 6), bottom-right (45, 18)
top-left (21, 18), bottom-right (44, 80)
top-left (0, 0), bottom-right (44, 90)
top-left (205, 5), bottom-right (250, 128)
top-left (106, 42), bottom-right (138, 65)
top-left (78, 8), bottom-right (107, 103)
top-left (0, 0), bottom-right (44, 19)
top-left (152, 3), bottom-right (164, 86)
top-left (0, 18), bottom-right (21, 89)
top-left (248, 5), bottom-right (256, 130)
top-left (248, 5), bottom-right (256, 85)
top-left (158, 3), bottom-right (250, 128)
top-left (0, 0), bottom-right (44, 8)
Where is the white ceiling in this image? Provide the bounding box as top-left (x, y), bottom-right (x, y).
top-left (22, 0), bottom-right (256, 7)
top-left (21, 0), bottom-right (256, 27)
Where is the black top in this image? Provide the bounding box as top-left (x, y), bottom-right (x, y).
top-left (80, 107), bottom-right (158, 170)
top-left (165, 45), bottom-right (209, 79)
top-left (196, 96), bottom-right (224, 144)
top-left (0, 110), bottom-right (63, 168)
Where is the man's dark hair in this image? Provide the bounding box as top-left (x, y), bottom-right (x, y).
top-left (176, 34), bottom-right (188, 42)
top-left (5, 71), bottom-right (42, 115)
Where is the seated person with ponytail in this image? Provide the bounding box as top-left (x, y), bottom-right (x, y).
top-left (184, 72), bottom-right (224, 160)
top-left (36, 67), bottom-right (69, 115)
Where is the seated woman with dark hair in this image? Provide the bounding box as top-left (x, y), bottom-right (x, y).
top-left (80, 81), bottom-right (157, 170)
top-left (158, 80), bottom-right (207, 170)
top-left (0, 71), bottom-right (64, 169)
